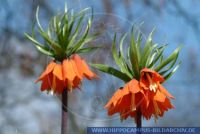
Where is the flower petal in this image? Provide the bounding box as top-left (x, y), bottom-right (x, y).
top-left (72, 54), bottom-right (83, 76)
top-left (62, 59), bottom-right (76, 82)
top-left (72, 54), bottom-right (96, 80)
top-left (72, 77), bottom-right (82, 89)
top-left (40, 75), bottom-right (52, 91)
top-left (36, 61), bottom-right (56, 82)
top-left (159, 84), bottom-right (175, 99)
top-left (55, 78), bottom-right (65, 93)
top-left (105, 89), bottom-right (123, 108)
top-left (53, 64), bottom-right (63, 80)
top-left (128, 79), bottom-right (140, 93)
top-left (71, 60), bottom-right (82, 79)
top-left (141, 68), bottom-right (164, 83)
top-left (154, 90), bottom-right (166, 102)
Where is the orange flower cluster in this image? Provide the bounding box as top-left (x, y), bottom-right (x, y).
top-left (105, 68), bottom-right (174, 120)
top-left (35, 54), bottom-right (97, 94)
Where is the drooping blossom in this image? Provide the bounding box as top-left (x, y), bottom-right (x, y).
top-left (105, 68), bottom-right (175, 121)
top-left (36, 54), bottom-right (97, 94)
top-left (139, 68), bottom-right (174, 120)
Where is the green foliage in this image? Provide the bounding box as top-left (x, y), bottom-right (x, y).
top-left (91, 27), bottom-right (181, 82)
top-left (90, 63), bottom-right (131, 82)
top-left (25, 6), bottom-right (99, 61)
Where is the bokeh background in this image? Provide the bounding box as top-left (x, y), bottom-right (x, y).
top-left (0, 0), bottom-right (200, 133)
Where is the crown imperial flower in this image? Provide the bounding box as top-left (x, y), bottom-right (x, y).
top-left (26, 6), bottom-right (98, 94)
top-left (35, 54), bottom-right (96, 94)
top-left (92, 28), bottom-right (181, 122)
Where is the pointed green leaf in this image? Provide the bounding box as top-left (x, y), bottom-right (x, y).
top-left (148, 45), bottom-right (167, 68)
top-left (38, 29), bottom-right (62, 53)
top-left (69, 18), bottom-right (91, 54)
top-left (129, 28), bottom-right (140, 79)
top-left (64, 3), bottom-right (68, 13)
top-left (119, 33), bottom-right (127, 58)
top-left (163, 62), bottom-right (181, 81)
top-left (155, 46), bottom-right (181, 72)
top-left (90, 63), bottom-right (131, 82)
top-left (25, 33), bottom-right (54, 56)
top-left (67, 16), bottom-right (85, 49)
top-left (112, 34), bottom-right (132, 78)
top-left (74, 7), bottom-right (90, 19)
top-left (36, 7), bottom-right (44, 32)
top-left (139, 30), bottom-right (154, 69)
top-left (76, 46), bottom-right (101, 54)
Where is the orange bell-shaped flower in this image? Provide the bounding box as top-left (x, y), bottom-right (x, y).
top-left (105, 79), bottom-right (142, 121)
top-left (139, 68), bottom-right (175, 120)
top-left (105, 68), bottom-right (175, 121)
top-left (35, 61), bottom-right (65, 94)
top-left (36, 54), bottom-right (97, 94)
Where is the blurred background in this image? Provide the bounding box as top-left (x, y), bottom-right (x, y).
top-left (0, 0), bottom-right (200, 133)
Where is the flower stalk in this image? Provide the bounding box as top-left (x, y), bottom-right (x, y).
top-left (62, 89), bottom-right (68, 134)
top-left (136, 109), bottom-right (142, 134)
